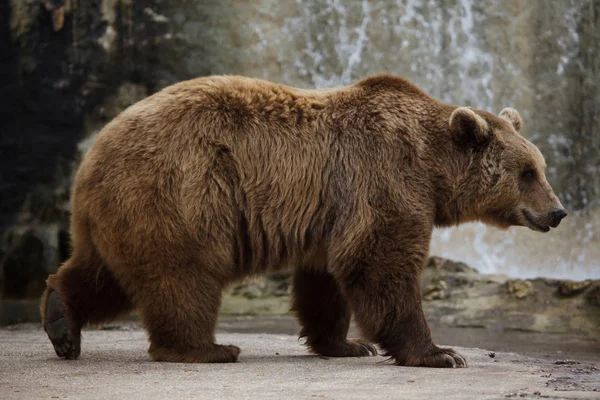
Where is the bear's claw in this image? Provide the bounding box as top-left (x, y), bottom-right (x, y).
top-left (447, 350), bottom-right (468, 368)
top-left (307, 338), bottom-right (378, 358)
top-left (352, 339), bottom-right (378, 357)
top-left (401, 346), bottom-right (468, 368)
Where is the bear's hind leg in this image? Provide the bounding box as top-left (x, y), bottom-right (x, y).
top-left (131, 263), bottom-right (240, 363)
top-left (291, 268), bottom-right (377, 357)
top-left (41, 253), bottom-right (132, 359)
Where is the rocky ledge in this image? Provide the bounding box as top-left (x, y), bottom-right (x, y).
top-left (221, 257), bottom-right (600, 338)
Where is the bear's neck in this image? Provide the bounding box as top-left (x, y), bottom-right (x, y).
top-left (422, 103), bottom-right (479, 227)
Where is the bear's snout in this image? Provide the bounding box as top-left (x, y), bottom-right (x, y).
top-left (550, 208), bottom-right (568, 228)
top-left (522, 208), bottom-right (566, 233)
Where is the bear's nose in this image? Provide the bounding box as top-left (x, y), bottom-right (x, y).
top-left (551, 209), bottom-right (568, 227)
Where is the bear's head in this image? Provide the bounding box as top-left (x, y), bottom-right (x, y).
top-left (449, 106), bottom-right (567, 232)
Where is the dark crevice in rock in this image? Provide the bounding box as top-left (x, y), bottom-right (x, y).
top-left (2, 231), bottom-right (46, 298)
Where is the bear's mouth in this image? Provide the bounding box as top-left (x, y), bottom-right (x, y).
top-left (522, 209), bottom-right (550, 233)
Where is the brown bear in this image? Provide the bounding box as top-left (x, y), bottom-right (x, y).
top-left (41, 74), bottom-right (566, 367)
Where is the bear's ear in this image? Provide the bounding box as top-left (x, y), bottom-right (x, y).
top-left (499, 107), bottom-right (522, 132)
top-left (449, 107), bottom-right (491, 146)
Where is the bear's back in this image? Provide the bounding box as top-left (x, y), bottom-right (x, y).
top-left (74, 76), bottom-right (344, 273)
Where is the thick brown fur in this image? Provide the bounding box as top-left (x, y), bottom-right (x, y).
top-left (41, 74), bottom-right (565, 366)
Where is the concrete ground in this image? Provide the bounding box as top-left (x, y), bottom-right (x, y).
top-left (1, 323), bottom-right (599, 400)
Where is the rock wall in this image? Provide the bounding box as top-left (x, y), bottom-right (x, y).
top-left (0, 0), bottom-right (199, 304)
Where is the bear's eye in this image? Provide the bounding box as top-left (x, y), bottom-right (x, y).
top-left (521, 170), bottom-right (536, 182)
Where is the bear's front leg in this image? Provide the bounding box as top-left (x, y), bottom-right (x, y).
top-left (331, 221), bottom-right (467, 368)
